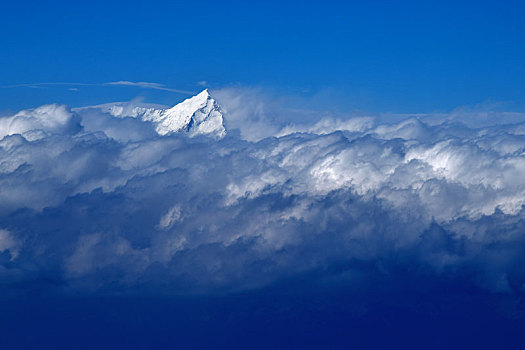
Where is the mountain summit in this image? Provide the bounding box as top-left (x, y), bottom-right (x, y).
top-left (144, 89), bottom-right (226, 138)
top-left (104, 89), bottom-right (226, 139)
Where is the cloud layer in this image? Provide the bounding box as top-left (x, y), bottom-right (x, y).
top-left (0, 92), bottom-right (524, 295)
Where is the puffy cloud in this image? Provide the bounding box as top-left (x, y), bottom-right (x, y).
top-left (0, 229), bottom-right (20, 260)
top-left (0, 95), bottom-right (524, 295)
top-left (278, 117), bottom-right (374, 136)
top-left (0, 104), bottom-right (81, 141)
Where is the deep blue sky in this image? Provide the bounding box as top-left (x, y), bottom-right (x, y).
top-left (1, 0), bottom-right (524, 113)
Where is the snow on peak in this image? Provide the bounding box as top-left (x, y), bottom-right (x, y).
top-left (140, 89), bottom-right (225, 138)
top-left (100, 89), bottom-right (226, 139)
top-left (192, 88), bottom-right (211, 103)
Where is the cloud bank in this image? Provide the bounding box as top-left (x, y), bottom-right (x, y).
top-left (0, 89), bottom-right (524, 295)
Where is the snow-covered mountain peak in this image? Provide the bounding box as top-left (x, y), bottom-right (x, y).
top-left (156, 89), bottom-right (225, 138)
top-left (165, 89), bottom-right (210, 115)
top-left (101, 89), bottom-right (226, 139)
top-left (191, 88), bottom-right (210, 103)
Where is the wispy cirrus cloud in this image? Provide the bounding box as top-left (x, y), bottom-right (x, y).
top-left (0, 82), bottom-right (99, 89)
top-left (0, 81), bottom-right (195, 94)
top-left (105, 81), bottom-right (194, 94)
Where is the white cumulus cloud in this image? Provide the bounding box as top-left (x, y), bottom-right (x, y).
top-left (0, 91), bottom-right (524, 295)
